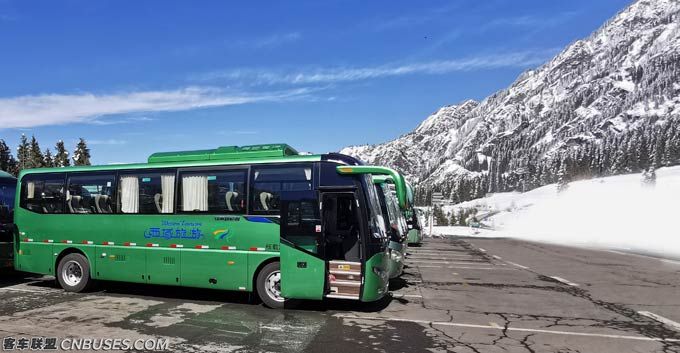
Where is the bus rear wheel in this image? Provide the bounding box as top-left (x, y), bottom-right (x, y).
top-left (57, 253), bottom-right (92, 293)
top-left (256, 262), bottom-right (286, 309)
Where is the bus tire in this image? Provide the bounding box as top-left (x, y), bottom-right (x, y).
top-left (56, 253), bottom-right (92, 293)
top-left (256, 262), bottom-right (286, 309)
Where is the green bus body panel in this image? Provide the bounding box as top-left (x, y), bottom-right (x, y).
top-left (147, 248), bottom-right (181, 286)
top-left (407, 229), bottom-right (422, 244)
top-left (15, 243), bottom-right (53, 274)
top-left (181, 250), bottom-right (249, 290)
top-left (280, 242), bottom-right (325, 300)
top-left (361, 251), bottom-right (389, 302)
top-left (96, 246), bottom-right (147, 283)
top-left (14, 210), bottom-right (281, 292)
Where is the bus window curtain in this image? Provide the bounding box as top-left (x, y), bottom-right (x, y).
top-left (27, 181), bottom-right (35, 199)
top-left (160, 174), bottom-right (175, 213)
top-left (120, 176), bottom-right (139, 213)
top-left (182, 175), bottom-right (208, 212)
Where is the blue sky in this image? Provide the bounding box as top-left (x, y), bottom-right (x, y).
top-left (0, 0), bottom-right (631, 164)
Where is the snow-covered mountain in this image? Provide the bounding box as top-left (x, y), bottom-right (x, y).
top-left (341, 0), bottom-right (680, 204)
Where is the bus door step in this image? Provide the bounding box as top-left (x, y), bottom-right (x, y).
top-left (328, 260), bottom-right (362, 298)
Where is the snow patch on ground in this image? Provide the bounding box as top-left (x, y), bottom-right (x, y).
top-left (435, 166), bottom-right (680, 258)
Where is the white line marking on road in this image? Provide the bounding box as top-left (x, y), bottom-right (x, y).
top-left (638, 311), bottom-right (680, 331)
top-left (415, 265), bottom-right (512, 270)
top-left (492, 255), bottom-right (502, 260)
top-left (390, 293), bottom-right (423, 299)
top-left (549, 276), bottom-right (580, 287)
top-left (604, 250), bottom-right (680, 266)
top-left (335, 315), bottom-right (680, 343)
top-left (406, 259), bottom-right (488, 265)
top-left (506, 261), bottom-right (529, 269)
top-left (408, 254), bottom-right (479, 259)
top-left (0, 287), bottom-right (46, 294)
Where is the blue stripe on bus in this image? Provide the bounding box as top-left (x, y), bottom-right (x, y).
top-left (244, 216), bottom-right (273, 223)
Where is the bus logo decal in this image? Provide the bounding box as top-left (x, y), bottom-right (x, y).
top-left (212, 229), bottom-right (230, 240)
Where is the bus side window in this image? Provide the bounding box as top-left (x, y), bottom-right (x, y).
top-left (178, 169), bottom-right (247, 213)
top-left (118, 171), bottom-right (176, 214)
top-left (67, 173), bottom-right (116, 214)
top-left (250, 165), bottom-right (313, 215)
top-left (20, 174), bottom-right (66, 214)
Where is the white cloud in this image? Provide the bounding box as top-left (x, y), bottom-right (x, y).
top-left (88, 139), bottom-right (128, 145)
top-left (485, 12), bottom-right (578, 29)
top-left (0, 86), bottom-right (312, 129)
top-left (200, 50), bottom-right (557, 85)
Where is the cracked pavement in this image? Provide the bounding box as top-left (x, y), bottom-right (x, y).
top-left (0, 236), bottom-right (678, 352)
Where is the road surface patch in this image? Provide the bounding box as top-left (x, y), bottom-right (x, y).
top-left (335, 314), bottom-right (680, 343)
top-left (638, 311), bottom-right (680, 332)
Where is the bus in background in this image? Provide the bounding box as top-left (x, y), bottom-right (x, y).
top-left (0, 171), bottom-right (17, 270)
top-left (405, 183), bottom-right (423, 245)
top-left (372, 174), bottom-right (408, 279)
top-left (14, 144), bottom-right (402, 308)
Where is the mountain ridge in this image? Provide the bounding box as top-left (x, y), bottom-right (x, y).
top-left (341, 0), bottom-right (680, 205)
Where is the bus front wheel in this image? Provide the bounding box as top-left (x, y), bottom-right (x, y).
top-left (56, 253), bottom-right (92, 293)
top-left (256, 262), bottom-right (286, 309)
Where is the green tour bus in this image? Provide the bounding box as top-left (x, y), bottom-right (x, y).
top-left (405, 183), bottom-right (423, 245)
top-left (0, 171), bottom-right (16, 270)
top-left (372, 175), bottom-right (408, 279)
top-left (13, 144), bottom-right (410, 308)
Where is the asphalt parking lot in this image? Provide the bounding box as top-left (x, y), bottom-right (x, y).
top-left (0, 236), bottom-right (679, 352)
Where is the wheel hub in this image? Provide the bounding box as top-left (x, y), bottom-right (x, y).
top-left (61, 260), bottom-right (83, 287)
top-left (265, 271), bottom-right (284, 302)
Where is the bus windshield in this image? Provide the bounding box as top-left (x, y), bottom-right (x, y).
top-left (363, 175), bottom-right (387, 240)
top-left (0, 181), bottom-right (15, 224)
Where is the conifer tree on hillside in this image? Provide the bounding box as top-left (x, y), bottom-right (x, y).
top-left (556, 160), bottom-right (570, 193)
top-left (72, 138), bottom-right (91, 166)
top-left (29, 136), bottom-right (45, 168)
top-left (43, 149), bottom-right (54, 168)
top-left (0, 140), bottom-right (17, 175)
top-left (449, 211), bottom-right (457, 226)
top-left (54, 140), bottom-right (70, 167)
top-left (16, 134), bottom-right (30, 172)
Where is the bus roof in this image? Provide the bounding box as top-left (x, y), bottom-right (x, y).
top-left (18, 144), bottom-right (323, 178)
top-left (337, 165), bottom-right (409, 210)
top-left (148, 143), bottom-right (299, 163)
top-left (0, 170), bottom-right (15, 180)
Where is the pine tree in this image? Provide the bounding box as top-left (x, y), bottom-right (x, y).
top-left (54, 140), bottom-right (70, 167)
top-left (432, 205), bottom-right (448, 226)
top-left (16, 134), bottom-right (31, 172)
top-left (449, 211), bottom-right (457, 226)
top-left (43, 148), bottom-right (54, 168)
top-left (641, 165), bottom-right (657, 187)
top-left (557, 159), bottom-right (570, 193)
top-left (29, 135), bottom-right (44, 168)
top-left (72, 138), bottom-right (91, 166)
top-left (0, 139), bottom-right (17, 175)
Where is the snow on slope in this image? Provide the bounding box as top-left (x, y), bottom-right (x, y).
top-left (342, 0), bottom-right (680, 203)
top-left (443, 166), bottom-right (680, 258)
top-left (340, 100), bottom-right (479, 183)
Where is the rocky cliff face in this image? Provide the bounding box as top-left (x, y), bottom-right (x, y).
top-left (342, 0), bottom-right (680, 204)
